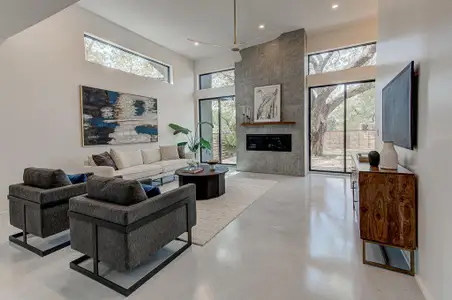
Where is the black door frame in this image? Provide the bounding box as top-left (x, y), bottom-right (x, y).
top-left (308, 79), bottom-right (376, 174)
top-left (199, 95), bottom-right (236, 165)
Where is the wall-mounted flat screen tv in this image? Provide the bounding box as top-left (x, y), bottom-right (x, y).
top-left (382, 61), bottom-right (417, 150)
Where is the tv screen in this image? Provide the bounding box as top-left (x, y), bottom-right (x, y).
top-left (382, 61), bottom-right (416, 149)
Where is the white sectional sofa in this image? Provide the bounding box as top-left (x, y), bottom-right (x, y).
top-left (83, 147), bottom-right (191, 181)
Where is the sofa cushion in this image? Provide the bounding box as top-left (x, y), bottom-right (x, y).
top-left (160, 145), bottom-right (180, 161)
top-left (115, 164), bottom-right (163, 180)
top-left (110, 149), bottom-right (143, 169)
top-left (141, 148), bottom-right (161, 164)
top-left (23, 168), bottom-right (71, 189)
top-left (92, 151), bottom-right (118, 170)
top-left (86, 176), bottom-right (147, 206)
top-left (154, 159), bottom-right (188, 173)
top-left (87, 156), bottom-right (96, 166)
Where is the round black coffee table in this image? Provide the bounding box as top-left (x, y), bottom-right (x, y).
top-left (175, 165), bottom-right (229, 200)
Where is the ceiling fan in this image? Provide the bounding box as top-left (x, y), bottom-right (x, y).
top-left (187, 0), bottom-right (244, 62)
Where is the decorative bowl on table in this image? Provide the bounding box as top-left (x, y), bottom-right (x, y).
top-left (187, 160), bottom-right (200, 171)
top-left (207, 160), bottom-right (219, 171)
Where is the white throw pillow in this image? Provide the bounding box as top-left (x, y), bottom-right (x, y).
top-left (160, 145), bottom-right (180, 161)
top-left (141, 148), bottom-right (161, 164)
top-left (110, 149), bottom-right (143, 169)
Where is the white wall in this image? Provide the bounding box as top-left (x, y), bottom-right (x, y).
top-left (307, 16), bottom-right (378, 54)
top-left (306, 17), bottom-right (378, 89)
top-left (0, 5), bottom-right (195, 211)
top-left (193, 55), bottom-right (236, 124)
top-left (377, 0), bottom-right (452, 299)
top-left (194, 55), bottom-right (235, 99)
top-left (0, 0), bottom-right (78, 40)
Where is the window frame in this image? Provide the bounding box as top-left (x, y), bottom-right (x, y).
top-left (84, 33), bottom-right (172, 83)
top-left (308, 42), bottom-right (377, 75)
top-left (198, 68), bottom-right (235, 90)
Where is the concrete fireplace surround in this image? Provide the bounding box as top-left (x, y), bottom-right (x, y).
top-left (235, 29), bottom-right (306, 176)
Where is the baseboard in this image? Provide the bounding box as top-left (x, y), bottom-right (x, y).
top-left (415, 275), bottom-right (434, 300)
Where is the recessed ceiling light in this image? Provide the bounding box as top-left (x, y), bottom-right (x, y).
top-left (194, 41), bottom-right (200, 46)
top-left (332, 4), bottom-right (339, 10)
top-left (259, 24), bottom-right (265, 29)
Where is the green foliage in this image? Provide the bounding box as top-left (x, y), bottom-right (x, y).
top-left (168, 123), bottom-right (191, 135)
top-left (169, 122), bottom-right (214, 156)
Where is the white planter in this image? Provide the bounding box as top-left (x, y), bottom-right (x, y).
top-left (380, 142), bottom-right (398, 170)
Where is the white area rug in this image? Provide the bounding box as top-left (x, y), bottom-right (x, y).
top-left (161, 176), bottom-right (277, 246)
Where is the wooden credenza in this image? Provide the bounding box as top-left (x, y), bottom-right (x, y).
top-left (351, 155), bottom-right (417, 275)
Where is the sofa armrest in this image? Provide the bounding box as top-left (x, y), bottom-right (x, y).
top-left (9, 183), bottom-right (87, 205)
top-left (69, 184), bottom-right (196, 226)
top-left (81, 166), bottom-right (116, 177)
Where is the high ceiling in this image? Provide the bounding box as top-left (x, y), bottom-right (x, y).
top-left (0, 0), bottom-right (78, 40)
top-left (79, 0), bottom-right (377, 60)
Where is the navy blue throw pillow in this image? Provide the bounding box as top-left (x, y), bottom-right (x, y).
top-left (141, 184), bottom-right (161, 198)
top-left (67, 173), bottom-right (88, 184)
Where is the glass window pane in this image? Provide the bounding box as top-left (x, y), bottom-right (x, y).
top-left (200, 99), bottom-right (220, 162)
top-left (200, 69), bottom-right (235, 89)
top-left (220, 97), bottom-right (237, 164)
top-left (346, 82), bottom-right (376, 171)
top-left (199, 97), bottom-right (236, 164)
top-left (309, 43), bottom-right (377, 75)
top-left (310, 85), bottom-right (345, 172)
top-left (84, 35), bottom-right (171, 83)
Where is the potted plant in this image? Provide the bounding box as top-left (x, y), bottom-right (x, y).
top-left (168, 122), bottom-right (213, 168)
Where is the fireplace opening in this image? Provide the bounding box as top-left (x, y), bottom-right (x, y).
top-left (246, 134), bottom-right (292, 152)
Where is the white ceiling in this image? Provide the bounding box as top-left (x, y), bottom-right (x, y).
top-left (0, 0), bottom-right (79, 40)
top-left (79, 0), bottom-right (377, 60)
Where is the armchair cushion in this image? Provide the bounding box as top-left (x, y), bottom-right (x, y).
top-left (69, 184), bottom-right (196, 226)
top-left (86, 176), bottom-right (147, 206)
top-left (9, 183), bottom-right (87, 205)
top-left (67, 173), bottom-right (88, 184)
top-left (23, 168), bottom-right (71, 189)
top-left (140, 184), bottom-right (161, 198)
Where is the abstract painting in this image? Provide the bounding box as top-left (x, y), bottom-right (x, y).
top-left (81, 86), bottom-right (158, 146)
top-left (254, 84), bottom-right (281, 123)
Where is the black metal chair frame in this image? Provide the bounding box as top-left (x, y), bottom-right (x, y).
top-left (68, 198), bottom-right (192, 297)
top-left (9, 196), bottom-right (71, 257)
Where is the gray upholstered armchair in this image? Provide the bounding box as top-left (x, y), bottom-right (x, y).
top-left (8, 168), bottom-right (90, 256)
top-left (68, 176), bottom-right (196, 296)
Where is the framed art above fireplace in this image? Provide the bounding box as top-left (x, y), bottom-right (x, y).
top-left (254, 84), bottom-right (281, 123)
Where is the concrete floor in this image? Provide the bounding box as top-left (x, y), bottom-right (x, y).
top-left (0, 173), bottom-right (425, 300)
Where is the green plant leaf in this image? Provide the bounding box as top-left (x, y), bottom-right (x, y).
top-left (177, 142), bottom-right (188, 147)
top-left (193, 143), bottom-right (200, 152)
top-left (169, 123), bottom-right (191, 135)
top-left (199, 137), bottom-right (212, 151)
top-left (197, 121), bottom-right (214, 129)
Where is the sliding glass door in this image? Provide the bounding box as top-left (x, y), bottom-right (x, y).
top-left (199, 96), bottom-right (236, 165)
top-left (309, 81), bottom-right (376, 173)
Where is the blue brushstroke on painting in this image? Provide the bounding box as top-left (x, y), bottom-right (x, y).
top-left (107, 91), bottom-right (119, 105)
top-left (90, 117), bottom-right (118, 128)
top-left (135, 126), bottom-right (158, 135)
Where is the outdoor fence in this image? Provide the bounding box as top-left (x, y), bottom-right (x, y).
top-left (323, 130), bottom-right (377, 154)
